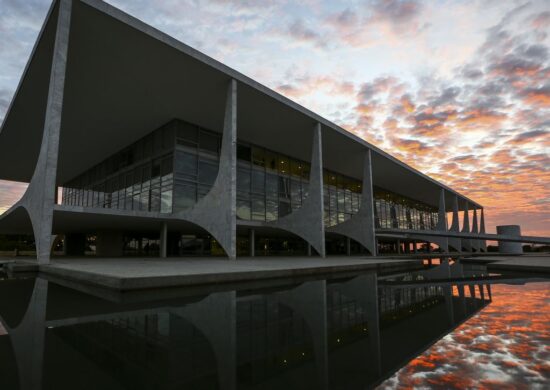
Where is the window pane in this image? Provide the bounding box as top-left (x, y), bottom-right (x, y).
top-left (174, 183), bottom-right (196, 211)
top-left (252, 147), bottom-right (265, 167)
top-left (278, 176), bottom-right (290, 200)
top-left (251, 195), bottom-right (265, 221)
top-left (237, 198), bottom-right (251, 220)
top-left (266, 199), bottom-right (278, 221)
top-left (161, 189), bottom-right (172, 213)
top-left (175, 150), bottom-right (197, 179)
top-left (278, 155), bottom-right (289, 175)
top-left (266, 174), bottom-right (278, 198)
top-left (176, 122), bottom-right (198, 146)
top-left (237, 167), bottom-right (251, 193)
top-left (199, 158), bottom-right (219, 185)
top-left (251, 169), bottom-right (265, 194)
top-left (278, 200), bottom-right (291, 218)
top-left (199, 131), bottom-right (219, 153)
top-left (237, 144), bottom-right (251, 162)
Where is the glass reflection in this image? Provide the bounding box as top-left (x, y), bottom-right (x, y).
top-left (60, 118), bottom-right (441, 230)
top-left (1, 263), bottom-right (547, 389)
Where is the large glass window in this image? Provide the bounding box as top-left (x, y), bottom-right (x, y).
top-left (61, 118), bottom-right (439, 228)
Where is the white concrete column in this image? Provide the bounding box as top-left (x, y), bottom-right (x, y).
top-left (479, 209), bottom-right (487, 252)
top-left (436, 188), bottom-right (449, 252)
top-left (278, 281), bottom-right (328, 389)
top-left (471, 208), bottom-right (480, 252)
top-left (269, 123), bottom-right (326, 257)
top-left (339, 273), bottom-right (381, 377)
top-left (20, 0), bottom-right (73, 264)
top-left (160, 222), bottom-right (168, 258)
top-left (447, 196), bottom-right (461, 252)
top-left (461, 201), bottom-right (472, 252)
top-left (326, 149), bottom-right (377, 255)
top-left (174, 79), bottom-right (237, 259)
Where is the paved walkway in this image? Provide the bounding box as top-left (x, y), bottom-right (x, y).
top-left (461, 255), bottom-right (550, 273)
top-left (38, 257), bottom-right (421, 290)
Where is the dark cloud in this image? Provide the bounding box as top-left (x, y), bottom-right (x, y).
top-left (517, 44), bottom-right (549, 61)
top-left (286, 20), bottom-right (325, 48)
top-left (431, 86), bottom-right (461, 106)
top-left (327, 8), bottom-right (358, 28)
top-left (371, 0), bottom-right (422, 24)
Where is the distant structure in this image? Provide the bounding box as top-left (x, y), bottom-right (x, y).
top-left (0, 0), bottom-right (546, 263)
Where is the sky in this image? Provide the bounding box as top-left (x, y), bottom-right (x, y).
top-left (0, 0), bottom-right (549, 236)
top-left (379, 281), bottom-right (550, 388)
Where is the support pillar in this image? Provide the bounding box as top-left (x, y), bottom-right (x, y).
top-left (249, 229), bottom-right (255, 257)
top-left (471, 208), bottom-right (480, 252)
top-left (326, 150), bottom-right (377, 255)
top-left (436, 188), bottom-right (449, 252)
top-left (173, 79), bottom-right (237, 259)
top-left (160, 222), bottom-right (168, 258)
top-left (448, 196), bottom-right (462, 252)
top-left (19, 0), bottom-right (73, 264)
top-left (346, 237), bottom-right (351, 256)
top-left (397, 239), bottom-right (402, 254)
top-left (479, 209), bottom-right (487, 251)
top-left (269, 123), bottom-right (326, 257)
top-left (462, 201), bottom-right (472, 252)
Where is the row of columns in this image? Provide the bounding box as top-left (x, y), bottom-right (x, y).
top-left (450, 194), bottom-right (487, 252)
top-left (7, 271), bottom-right (493, 390)
top-left (23, 0), bottom-right (485, 262)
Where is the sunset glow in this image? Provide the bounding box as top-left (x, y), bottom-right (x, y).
top-left (0, 0), bottom-right (548, 236)
top-left (379, 282), bottom-right (550, 389)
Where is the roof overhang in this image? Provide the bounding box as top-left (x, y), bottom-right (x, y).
top-left (0, 0), bottom-right (482, 211)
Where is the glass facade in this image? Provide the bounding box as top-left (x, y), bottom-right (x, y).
top-left (236, 144), bottom-right (310, 222)
top-left (62, 118), bottom-right (438, 231)
top-left (374, 188), bottom-right (439, 230)
top-left (323, 171), bottom-right (362, 227)
top-left (62, 121), bottom-right (175, 213)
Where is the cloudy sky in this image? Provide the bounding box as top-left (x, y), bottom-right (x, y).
top-left (0, 0), bottom-right (549, 236)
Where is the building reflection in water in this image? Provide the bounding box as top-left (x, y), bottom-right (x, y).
top-left (0, 261), bottom-right (505, 390)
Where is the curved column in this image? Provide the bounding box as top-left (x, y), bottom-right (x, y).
top-left (338, 273), bottom-right (381, 377)
top-left (479, 209), bottom-right (487, 252)
top-left (326, 149), bottom-right (376, 255)
top-left (435, 188), bottom-right (449, 252)
top-left (277, 280), bottom-right (328, 389)
top-left (174, 79), bottom-right (237, 258)
top-left (461, 201), bottom-right (472, 252)
top-left (16, 0), bottom-right (73, 264)
top-left (8, 278), bottom-right (49, 390)
top-left (171, 291), bottom-right (236, 390)
top-left (448, 195), bottom-right (462, 252)
top-left (471, 208), bottom-right (480, 252)
top-left (413, 188), bottom-right (449, 252)
top-left (267, 123), bottom-right (326, 257)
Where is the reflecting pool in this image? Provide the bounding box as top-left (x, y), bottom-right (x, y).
top-left (0, 261), bottom-right (548, 389)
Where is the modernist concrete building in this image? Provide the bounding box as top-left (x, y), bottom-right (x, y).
top-left (0, 0), bottom-right (542, 263)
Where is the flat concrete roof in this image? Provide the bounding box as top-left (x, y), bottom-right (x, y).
top-left (0, 0), bottom-right (481, 210)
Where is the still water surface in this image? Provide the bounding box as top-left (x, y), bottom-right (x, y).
top-left (0, 261), bottom-right (548, 389)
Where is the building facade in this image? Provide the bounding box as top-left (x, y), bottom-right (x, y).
top-left (0, 0), bottom-right (493, 263)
